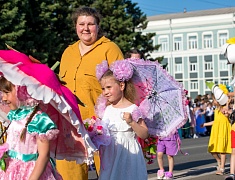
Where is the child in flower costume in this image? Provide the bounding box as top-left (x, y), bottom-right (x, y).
top-left (0, 50), bottom-right (97, 180)
top-left (0, 76), bottom-right (63, 179)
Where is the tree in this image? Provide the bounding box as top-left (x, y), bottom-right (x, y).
top-left (0, 0), bottom-right (160, 68)
top-left (0, 1), bottom-right (26, 49)
top-left (91, 0), bottom-right (159, 60)
top-left (0, 0), bottom-right (81, 65)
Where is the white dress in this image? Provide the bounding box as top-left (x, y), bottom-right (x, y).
top-left (99, 104), bottom-right (148, 180)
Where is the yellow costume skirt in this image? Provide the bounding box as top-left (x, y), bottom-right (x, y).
top-left (56, 152), bottom-right (100, 180)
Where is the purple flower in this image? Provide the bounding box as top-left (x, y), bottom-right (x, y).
top-left (96, 60), bottom-right (109, 80)
top-left (110, 60), bottom-right (133, 81)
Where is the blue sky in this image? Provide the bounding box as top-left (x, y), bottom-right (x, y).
top-left (132, 0), bottom-right (235, 16)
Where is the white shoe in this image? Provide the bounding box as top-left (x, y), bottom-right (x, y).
top-left (193, 134), bottom-right (198, 139)
top-left (157, 170), bottom-right (165, 179)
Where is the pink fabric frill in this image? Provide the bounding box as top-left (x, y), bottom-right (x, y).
top-left (0, 158), bottom-right (62, 180)
top-left (0, 50), bottom-right (97, 165)
top-left (31, 129), bottom-right (59, 141)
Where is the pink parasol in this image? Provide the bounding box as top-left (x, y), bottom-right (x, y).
top-left (127, 58), bottom-right (188, 137)
top-left (0, 50), bottom-right (96, 164)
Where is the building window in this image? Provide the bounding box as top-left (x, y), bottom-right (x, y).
top-left (174, 57), bottom-right (182, 73)
top-left (203, 34), bottom-right (212, 49)
top-left (204, 62), bottom-right (213, 71)
top-left (159, 36), bottom-right (169, 52)
top-left (175, 64), bottom-right (182, 72)
top-left (188, 35), bottom-right (197, 50)
top-left (190, 81), bottom-right (198, 90)
top-left (190, 63), bottom-right (197, 72)
top-left (218, 32), bottom-right (228, 47)
top-left (174, 36), bottom-right (182, 51)
top-left (161, 58), bottom-right (168, 71)
top-left (219, 60), bottom-right (228, 70)
top-left (220, 79), bottom-right (229, 85)
top-left (204, 55), bottom-right (213, 71)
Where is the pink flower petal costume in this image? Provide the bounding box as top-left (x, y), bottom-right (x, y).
top-left (0, 50), bottom-right (97, 179)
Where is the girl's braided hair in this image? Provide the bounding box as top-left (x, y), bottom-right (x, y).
top-left (20, 105), bottom-right (39, 141)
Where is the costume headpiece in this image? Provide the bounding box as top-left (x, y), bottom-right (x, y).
top-left (0, 50), bottom-right (97, 164)
top-left (0, 76), bottom-right (39, 109)
top-left (206, 81), bottom-right (228, 105)
top-left (221, 37), bottom-right (235, 64)
top-left (96, 60), bottom-right (134, 81)
top-left (96, 60), bottom-right (109, 80)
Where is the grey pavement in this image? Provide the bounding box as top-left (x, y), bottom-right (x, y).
top-left (148, 163), bottom-right (230, 179)
top-left (88, 136), bottom-right (231, 180)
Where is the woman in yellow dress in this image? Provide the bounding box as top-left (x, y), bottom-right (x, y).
top-left (58, 7), bottom-right (123, 180)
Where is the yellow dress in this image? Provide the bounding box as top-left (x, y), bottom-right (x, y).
top-left (208, 109), bottom-right (231, 153)
top-left (58, 36), bottom-right (123, 180)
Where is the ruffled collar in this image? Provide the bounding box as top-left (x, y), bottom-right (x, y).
top-left (7, 108), bottom-right (34, 121)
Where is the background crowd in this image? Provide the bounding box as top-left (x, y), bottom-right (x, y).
top-left (180, 93), bottom-right (215, 139)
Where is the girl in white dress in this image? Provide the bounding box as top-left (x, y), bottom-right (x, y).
top-left (96, 61), bottom-right (149, 180)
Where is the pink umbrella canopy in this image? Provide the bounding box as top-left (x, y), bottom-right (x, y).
top-left (0, 50), bottom-right (96, 164)
top-left (127, 58), bottom-right (188, 137)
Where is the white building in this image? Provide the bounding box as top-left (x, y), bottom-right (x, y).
top-left (144, 7), bottom-right (235, 99)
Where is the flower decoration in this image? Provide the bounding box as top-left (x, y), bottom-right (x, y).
top-left (110, 60), bottom-right (134, 81)
top-left (17, 86), bottom-right (39, 108)
top-left (96, 126), bottom-right (103, 135)
top-left (141, 136), bottom-right (158, 164)
top-left (219, 84), bottom-right (229, 95)
top-left (84, 116), bottom-right (98, 134)
top-left (96, 60), bottom-right (109, 80)
top-left (83, 116), bottom-right (111, 149)
top-left (0, 143), bottom-right (9, 171)
top-left (185, 99), bottom-right (190, 106)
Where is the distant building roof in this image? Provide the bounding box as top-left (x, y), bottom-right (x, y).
top-left (147, 7), bottom-right (235, 21)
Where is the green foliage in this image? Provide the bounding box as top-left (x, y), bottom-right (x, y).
top-left (0, 0), bottom-right (79, 66)
top-left (92, 0), bottom-right (159, 60)
top-left (0, 0), bottom-right (160, 68)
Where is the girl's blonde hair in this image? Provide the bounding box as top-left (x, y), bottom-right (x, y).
top-left (101, 70), bottom-right (136, 104)
top-left (20, 105), bottom-right (39, 142)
